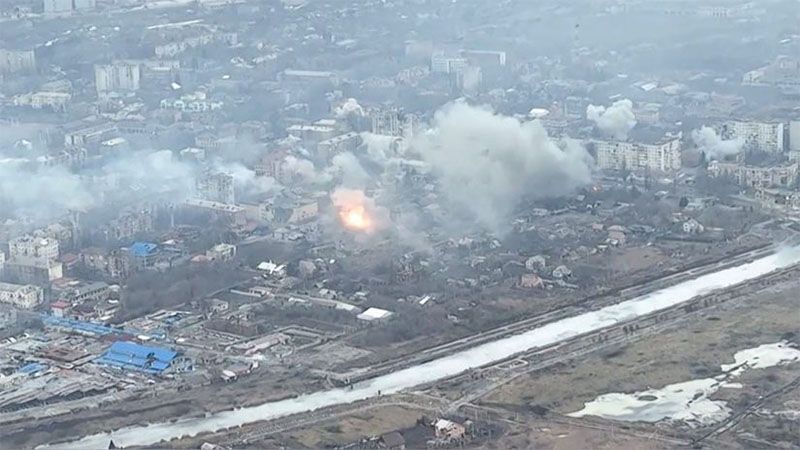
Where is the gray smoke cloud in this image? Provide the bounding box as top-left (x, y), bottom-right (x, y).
top-left (0, 160), bottom-right (94, 220)
top-left (413, 101), bottom-right (594, 234)
top-left (692, 126), bottom-right (744, 161)
top-left (587, 99), bottom-right (637, 140)
top-left (0, 150), bottom-right (196, 221)
top-left (281, 155), bottom-right (318, 183)
top-left (0, 143), bottom-right (278, 222)
top-left (461, 66), bottom-right (482, 93)
top-left (279, 151), bottom-right (372, 189)
top-left (102, 149), bottom-right (195, 197)
top-left (327, 152), bottom-right (370, 188)
top-left (360, 132), bottom-right (402, 163)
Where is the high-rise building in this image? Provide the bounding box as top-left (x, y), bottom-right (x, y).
top-left (95, 62), bottom-right (141, 95)
top-left (708, 160), bottom-right (798, 189)
top-left (722, 121), bottom-right (785, 153)
top-left (594, 136), bottom-right (682, 174)
top-left (0, 282), bottom-right (43, 309)
top-left (72, 0), bottom-right (96, 10)
top-left (402, 113), bottom-right (417, 140)
top-left (43, 0), bottom-right (72, 14)
top-left (3, 257), bottom-right (63, 286)
top-left (431, 52), bottom-right (468, 75)
top-left (0, 49), bottom-right (36, 74)
top-left (8, 235), bottom-right (60, 262)
top-left (317, 132), bottom-right (362, 162)
top-left (789, 120), bottom-right (800, 154)
top-left (197, 171), bottom-right (235, 205)
top-left (460, 49), bottom-right (506, 68)
top-left (43, 0), bottom-right (95, 14)
top-left (371, 110), bottom-right (401, 136)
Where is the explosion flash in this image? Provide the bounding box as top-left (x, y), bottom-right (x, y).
top-left (331, 188), bottom-right (382, 234)
top-left (340, 205), bottom-right (372, 232)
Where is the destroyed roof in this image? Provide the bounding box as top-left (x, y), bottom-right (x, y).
top-left (381, 431), bottom-right (405, 447)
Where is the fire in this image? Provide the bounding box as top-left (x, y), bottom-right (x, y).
top-left (340, 205), bottom-right (372, 232)
top-left (332, 188), bottom-right (381, 234)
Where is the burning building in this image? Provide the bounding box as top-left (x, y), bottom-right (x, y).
top-left (331, 188), bottom-right (384, 234)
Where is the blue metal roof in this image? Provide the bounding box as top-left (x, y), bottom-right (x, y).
top-left (41, 315), bottom-right (164, 341)
top-left (19, 362), bottom-right (47, 375)
top-left (130, 242), bottom-right (158, 257)
top-left (96, 341), bottom-right (177, 374)
top-left (42, 315), bottom-right (117, 336)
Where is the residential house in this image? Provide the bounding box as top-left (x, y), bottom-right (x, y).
top-left (607, 225), bottom-right (627, 246)
top-left (518, 273), bottom-right (544, 289)
top-left (434, 419), bottom-right (466, 441)
top-left (683, 218), bottom-right (705, 234)
top-left (380, 432), bottom-right (406, 450)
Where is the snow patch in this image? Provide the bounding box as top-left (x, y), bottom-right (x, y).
top-left (568, 341), bottom-right (800, 426)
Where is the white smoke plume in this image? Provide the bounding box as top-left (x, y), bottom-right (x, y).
top-left (281, 155), bottom-right (318, 183)
top-left (0, 161), bottom-right (94, 219)
top-left (413, 101), bottom-right (594, 234)
top-left (103, 150), bottom-right (194, 195)
top-left (280, 151), bottom-right (373, 190)
top-left (587, 99), bottom-right (637, 140)
top-left (692, 126), bottom-right (744, 161)
top-left (327, 152), bottom-right (370, 188)
top-left (214, 161), bottom-right (279, 199)
top-left (461, 66), bottom-right (482, 93)
top-left (334, 98), bottom-right (364, 118)
top-left (360, 132), bottom-right (402, 163)
top-left (0, 145), bottom-right (279, 222)
top-left (0, 149), bottom-right (196, 221)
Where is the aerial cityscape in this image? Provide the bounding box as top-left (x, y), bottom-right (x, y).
top-left (0, 0), bottom-right (799, 449)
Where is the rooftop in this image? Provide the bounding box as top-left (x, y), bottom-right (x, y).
top-left (95, 341), bottom-right (177, 374)
top-left (283, 69), bottom-right (335, 78)
top-left (357, 307), bottom-right (394, 321)
top-left (74, 282), bottom-right (110, 296)
top-left (130, 242), bottom-right (158, 257)
top-left (0, 282), bottom-right (39, 293)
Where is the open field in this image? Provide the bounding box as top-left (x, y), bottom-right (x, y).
top-left (719, 375), bottom-right (800, 449)
top-left (474, 418), bottom-right (675, 450)
top-left (279, 405), bottom-right (424, 448)
top-left (477, 275), bottom-right (800, 444)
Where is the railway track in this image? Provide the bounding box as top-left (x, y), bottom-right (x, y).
top-left (692, 374), bottom-right (800, 446)
top-left (443, 262), bottom-right (800, 410)
top-left (458, 403), bottom-right (693, 447)
top-left (221, 394), bottom-right (447, 446)
top-left (212, 261), bottom-right (800, 446)
top-left (321, 245), bottom-right (774, 385)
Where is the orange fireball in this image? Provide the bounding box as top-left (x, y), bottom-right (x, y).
top-left (340, 205), bottom-right (372, 232)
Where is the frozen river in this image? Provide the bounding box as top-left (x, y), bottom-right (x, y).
top-left (45, 246), bottom-right (800, 449)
